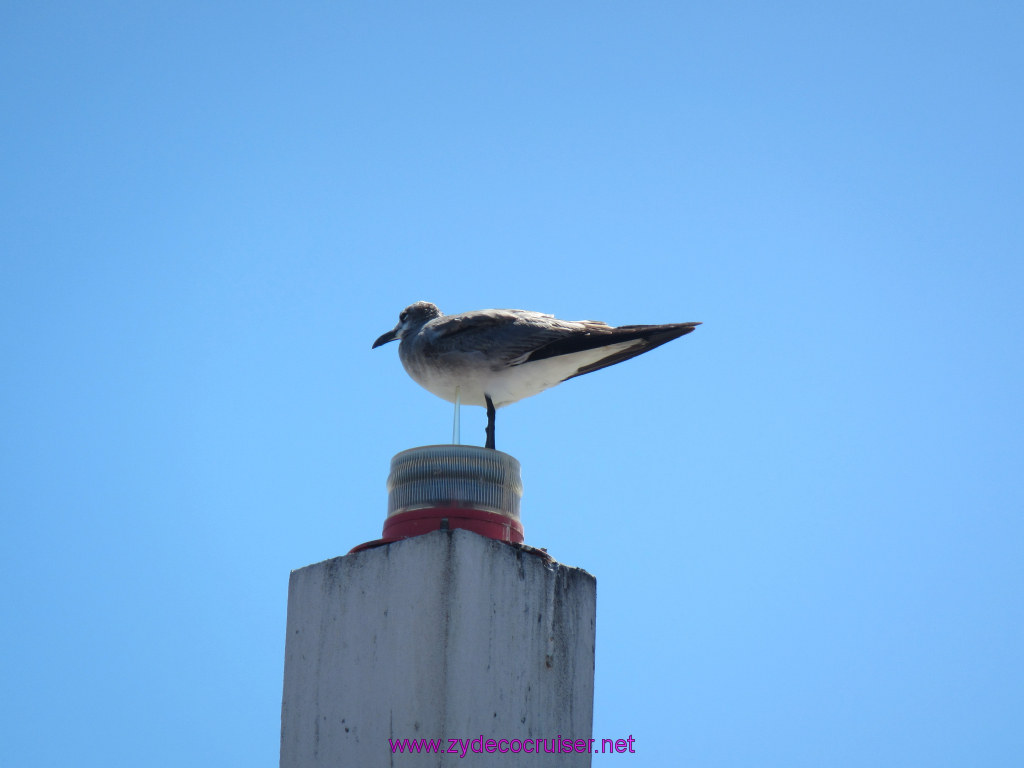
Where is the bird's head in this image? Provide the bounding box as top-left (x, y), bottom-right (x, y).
top-left (372, 301), bottom-right (443, 348)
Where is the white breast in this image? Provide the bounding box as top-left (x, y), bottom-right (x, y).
top-left (402, 340), bottom-right (642, 408)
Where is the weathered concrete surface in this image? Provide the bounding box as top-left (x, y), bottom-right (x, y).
top-left (280, 529), bottom-right (596, 767)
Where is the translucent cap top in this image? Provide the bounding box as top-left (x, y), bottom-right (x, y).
top-left (386, 445), bottom-right (522, 520)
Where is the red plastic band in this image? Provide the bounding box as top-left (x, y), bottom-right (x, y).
top-left (349, 507), bottom-right (524, 554)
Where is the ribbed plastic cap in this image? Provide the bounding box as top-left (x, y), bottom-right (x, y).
top-left (387, 445), bottom-right (522, 521)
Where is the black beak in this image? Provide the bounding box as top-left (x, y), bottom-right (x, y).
top-left (372, 329), bottom-right (398, 349)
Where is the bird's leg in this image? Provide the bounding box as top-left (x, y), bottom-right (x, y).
top-left (452, 386), bottom-right (461, 444)
top-left (485, 394), bottom-right (496, 450)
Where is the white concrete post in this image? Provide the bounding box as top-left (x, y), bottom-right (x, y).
top-left (279, 528), bottom-right (596, 767)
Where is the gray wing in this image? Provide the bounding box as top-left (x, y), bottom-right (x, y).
top-left (422, 309), bottom-right (609, 368)
top-left (431, 310), bottom-right (700, 379)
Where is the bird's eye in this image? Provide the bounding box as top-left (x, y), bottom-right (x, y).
top-left (399, 311), bottom-right (408, 322)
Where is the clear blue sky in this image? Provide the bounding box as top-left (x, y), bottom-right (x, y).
top-left (2, 3), bottom-right (1022, 766)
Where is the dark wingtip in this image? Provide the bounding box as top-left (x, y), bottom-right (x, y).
top-left (636, 321), bottom-right (701, 344)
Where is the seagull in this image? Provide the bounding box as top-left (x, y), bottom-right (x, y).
top-left (372, 301), bottom-right (700, 450)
